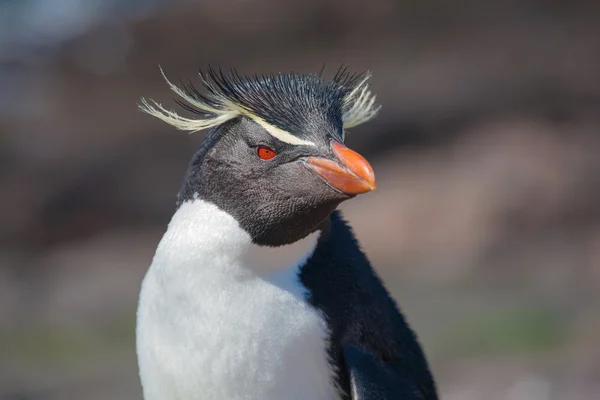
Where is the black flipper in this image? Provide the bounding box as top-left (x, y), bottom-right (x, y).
top-left (301, 211), bottom-right (439, 399)
top-left (344, 344), bottom-right (425, 399)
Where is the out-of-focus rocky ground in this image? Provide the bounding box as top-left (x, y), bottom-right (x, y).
top-left (1, 1), bottom-right (600, 398)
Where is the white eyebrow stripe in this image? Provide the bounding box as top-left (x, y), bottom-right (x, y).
top-left (252, 118), bottom-right (316, 146)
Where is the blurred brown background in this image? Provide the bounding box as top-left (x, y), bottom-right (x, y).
top-left (1, 0), bottom-right (600, 399)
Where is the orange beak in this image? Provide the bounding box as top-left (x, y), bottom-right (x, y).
top-left (304, 141), bottom-right (376, 195)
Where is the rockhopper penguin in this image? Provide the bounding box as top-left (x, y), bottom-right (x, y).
top-left (137, 68), bottom-right (438, 400)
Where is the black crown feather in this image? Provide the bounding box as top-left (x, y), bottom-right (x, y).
top-left (140, 66), bottom-right (380, 134)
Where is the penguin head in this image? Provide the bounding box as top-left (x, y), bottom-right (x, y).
top-left (141, 67), bottom-right (380, 246)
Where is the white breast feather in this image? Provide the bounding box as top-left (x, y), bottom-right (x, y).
top-left (136, 200), bottom-right (338, 400)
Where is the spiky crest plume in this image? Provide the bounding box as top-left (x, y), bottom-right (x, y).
top-left (140, 66), bottom-right (380, 136)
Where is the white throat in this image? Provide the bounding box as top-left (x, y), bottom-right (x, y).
top-left (152, 199), bottom-right (320, 283)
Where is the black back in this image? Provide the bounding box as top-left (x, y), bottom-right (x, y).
top-left (300, 211), bottom-right (438, 400)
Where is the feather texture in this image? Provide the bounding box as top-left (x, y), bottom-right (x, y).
top-left (140, 66), bottom-right (380, 137)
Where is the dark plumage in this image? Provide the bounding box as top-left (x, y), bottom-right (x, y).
top-left (302, 212), bottom-right (438, 399)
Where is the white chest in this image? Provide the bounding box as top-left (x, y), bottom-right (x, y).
top-left (136, 200), bottom-right (338, 400)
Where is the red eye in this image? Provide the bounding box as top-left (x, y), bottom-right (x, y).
top-left (257, 146), bottom-right (276, 160)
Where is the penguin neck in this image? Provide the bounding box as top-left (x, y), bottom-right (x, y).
top-left (153, 199), bottom-right (321, 283)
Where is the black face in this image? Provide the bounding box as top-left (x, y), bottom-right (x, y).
top-left (178, 116), bottom-right (354, 246)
